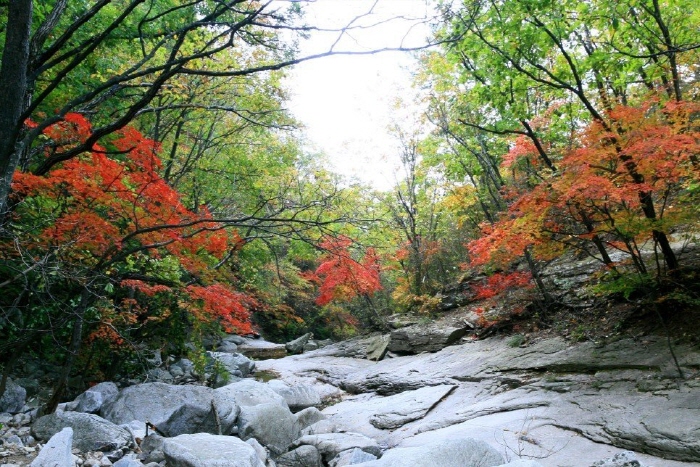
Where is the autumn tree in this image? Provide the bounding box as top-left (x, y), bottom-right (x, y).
top-left (426, 0), bottom-right (699, 275)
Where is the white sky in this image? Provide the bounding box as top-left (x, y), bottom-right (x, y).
top-left (283, 0), bottom-right (433, 190)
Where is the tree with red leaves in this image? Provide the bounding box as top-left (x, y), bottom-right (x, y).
top-left (2, 114), bottom-right (255, 411)
top-left (468, 99), bottom-right (700, 276)
top-left (305, 236), bottom-right (382, 307)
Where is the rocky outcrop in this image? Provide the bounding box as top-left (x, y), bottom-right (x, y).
top-left (206, 351), bottom-right (255, 384)
top-left (6, 323), bottom-right (699, 467)
top-left (163, 433), bottom-right (265, 467)
top-left (257, 334), bottom-right (700, 466)
top-left (286, 333), bottom-right (313, 355)
top-left (29, 427), bottom-right (73, 467)
top-left (237, 338), bottom-right (287, 360)
top-left (357, 437), bottom-right (504, 467)
top-left (387, 324), bottom-right (469, 354)
top-left (32, 411), bottom-right (131, 452)
top-left (65, 381), bottom-right (118, 414)
top-left (100, 382), bottom-right (218, 437)
top-left (237, 402), bottom-right (300, 455)
top-left (0, 378), bottom-right (26, 413)
top-left (277, 445), bottom-right (323, 467)
top-left (292, 432), bottom-right (382, 463)
top-left (267, 380), bottom-right (322, 412)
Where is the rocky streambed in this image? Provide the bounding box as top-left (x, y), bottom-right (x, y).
top-left (1, 332), bottom-right (699, 467)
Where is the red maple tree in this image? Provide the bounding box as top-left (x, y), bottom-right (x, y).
top-left (304, 236), bottom-right (382, 306)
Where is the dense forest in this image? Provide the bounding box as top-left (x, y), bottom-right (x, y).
top-left (0, 0), bottom-right (698, 407)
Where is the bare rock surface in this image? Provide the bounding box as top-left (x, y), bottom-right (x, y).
top-left (257, 334), bottom-right (700, 466)
top-left (236, 338), bottom-right (287, 360)
top-left (0, 378), bottom-right (26, 414)
top-left (387, 324), bottom-right (469, 354)
top-left (163, 433), bottom-right (265, 467)
top-left (100, 383), bottom-right (217, 437)
top-left (237, 402), bottom-right (299, 455)
top-left (322, 384), bottom-right (457, 436)
top-left (355, 437), bottom-right (504, 467)
top-left (32, 411), bottom-right (131, 452)
top-left (29, 427), bottom-right (73, 467)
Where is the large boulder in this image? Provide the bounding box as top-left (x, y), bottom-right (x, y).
top-left (286, 333), bottom-right (313, 355)
top-left (322, 384), bottom-right (457, 436)
top-left (100, 382), bottom-right (217, 437)
top-left (67, 382), bottom-right (118, 414)
top-left (237, 402), bottom-right (300, 455)
top-left (295, 407), bottom-right (326, 431)
top-left (267, 380), bottom-right (321, 412)
top-left (32, 411), bottom-right (131, 452)
top-left (276, 445), bottom-right (323, 467)
top-left (216, 334), bottom-right (243, 353)
top-left (237, 339), bottom-right (287, 360)
top-left (356, 438), bottom-right (504, 467)
top-left (388, 324), bottom-right (469, 354)
top-left (30, 427), bottom-right (73, 467)
top-left (292, 433), bottom-right (382, 463)
top-left (163, 433), bottom-right (265, 467)
top-left (0, 378), bottom-right (26, 413)
top-left (207, 352), bottom-right (255, 379)
top-left (214, 379), bottom-right (288, 409)
top-left (329, 447), bottom-right (378, 466)
top-left (365, 334), bottom-right (390, 361)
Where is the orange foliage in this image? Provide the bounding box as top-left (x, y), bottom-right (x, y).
top-left (472, 271), bottom-right (533, 299)
top-left (467, 98), bottom-right (700, 269)
top-left (185, 284), bottom-right (254, 334)
top-left (308, 236), bottom-right (382, 306)
top-left (9, 113), bottom-right (255, 341)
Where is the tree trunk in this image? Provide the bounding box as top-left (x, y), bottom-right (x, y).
top-left (43, 288), bottom-right (91, 414)
top-left (0, 0), bottom-right (33, 219)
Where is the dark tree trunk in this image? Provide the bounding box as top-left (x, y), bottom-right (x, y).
top-left (0, 0), bottom-right (33, 218)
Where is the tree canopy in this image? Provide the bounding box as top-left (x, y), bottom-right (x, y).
top-left (0, 0), bottom-right (698, 406)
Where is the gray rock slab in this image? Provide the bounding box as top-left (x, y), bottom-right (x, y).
top-left (215, 379), bottom-right (287, 409)
top-left (163, 433), bottom-right (264, 467)
top-left (329, 447), bottom-right (378, 466)
top-left (286, 333), bottom-right (313, 355)
top-left (68, 382), bottom-right (118, 414)
top-left (292, 433), bottom-right (381, 462)
top-left (356, 437), bottom-right (504, 467)
top-left (237, 402), bottom-right (300, 455)
top-left (0, 378), bottom-right (26, 414)
top-left (276, 445), bottom-right (323, 467)
top-left (258, 334), bottom-right (700, 466)
top-left (301, 419), bottom-right (339, 436)
top-left (237, 339), bottom-right (287, 360)
top-left (337, 336), bottom-right (700, 395)
top-left (388, 324), bottom-right (469, 354)
top-left (295, 407), bottom-right (326, 431)
top-left (101, 382), bottom-right (216, 437)
top-left (30, 427), bottom-right (73, 467)
top-left (322, 384), bottom-right (456, 437)
top-left (32, 411), bottom-right (131, 452)
top-left (394, 407), bottom-right (694, 467)
top-left (207, 351), bottom-right (255, 378)
top-left (245, 438), bottom-right (269, 465)
top-left (113, 458), bottom-right (145, 467)
top-left (267, 380), bottom-right (321, 412)
top-left (561, 389), bottom-right (700, 462)
top-left (365, 334), bottom-right (390, 361)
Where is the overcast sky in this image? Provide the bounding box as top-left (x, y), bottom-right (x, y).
top-left (284, 0), bottom-right (433, 190)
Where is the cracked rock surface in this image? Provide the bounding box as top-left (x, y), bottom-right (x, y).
top-left (256, 334), bottom-right (700, 466)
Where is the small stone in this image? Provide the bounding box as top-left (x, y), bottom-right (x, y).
top-left (3, 435), bottom-right (23, 447)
